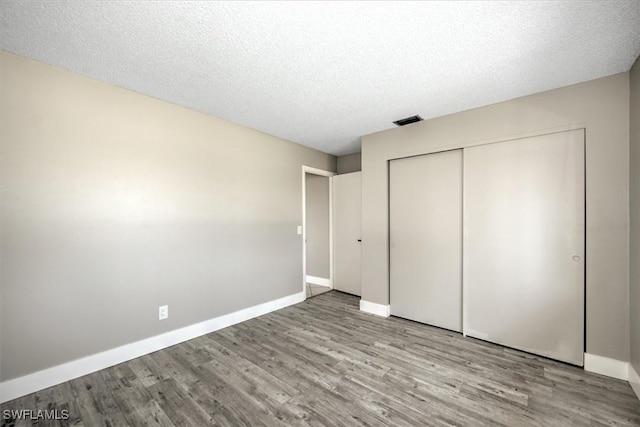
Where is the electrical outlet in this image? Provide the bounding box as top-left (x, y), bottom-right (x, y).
top-left (159, 305), bottom-right (168, 320)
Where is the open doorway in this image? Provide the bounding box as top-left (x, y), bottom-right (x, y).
top-left (302, 166), bottom-right (336, 299)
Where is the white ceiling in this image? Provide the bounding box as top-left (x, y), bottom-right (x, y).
top-left (2, 1), bottom-right (640, 156)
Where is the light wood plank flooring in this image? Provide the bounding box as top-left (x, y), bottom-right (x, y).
top-left (2, 291), bottom-right (639, 426)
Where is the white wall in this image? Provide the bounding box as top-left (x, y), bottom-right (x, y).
top-left (0, 51), bottom-right (336, 381)
top-left (337, 152), bottom-right (362, 174)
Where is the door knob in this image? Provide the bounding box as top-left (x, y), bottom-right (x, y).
top-left (572, 255), bottom-right (581, 262)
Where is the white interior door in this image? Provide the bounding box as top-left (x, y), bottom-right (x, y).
top-left (463, 129), bottom-right (585, 366)
top-left (390, 150), bottom-right (463, 332)
top-left (333, 172), bottom-right (362, 296)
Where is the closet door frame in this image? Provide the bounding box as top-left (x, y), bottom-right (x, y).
top-left (386, 128), bottom-right (586, 366)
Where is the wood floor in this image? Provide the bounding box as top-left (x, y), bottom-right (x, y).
top-left (306, 283), bottom-right (331, 298)
top-left (2, 291), bottom-right (639, 426)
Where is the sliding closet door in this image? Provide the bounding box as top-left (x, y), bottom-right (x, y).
top-left (464, 130), bottom-right (585, 365)
top-left (390, 150), bottom-right (462, 332)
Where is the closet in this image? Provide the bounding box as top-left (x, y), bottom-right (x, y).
top-left (389, 129), bottom-right (585, 365)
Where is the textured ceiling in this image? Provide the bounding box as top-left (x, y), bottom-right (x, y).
top-left (2, 1), bottom-right (640, 156)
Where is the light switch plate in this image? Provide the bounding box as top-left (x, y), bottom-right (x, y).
top-left (297, 225), bottom-right (302, 235)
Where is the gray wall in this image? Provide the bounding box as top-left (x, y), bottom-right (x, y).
top-left (0, 51), bottom-right (336, 381)
top-left (361, 73), bottom-right (631, 362)
top-left (631, 55), bottom-right (640, 376)
top-left (305, 174), bottom-right (330, 279)
top-left (337, 152), bottom-right (361, 174)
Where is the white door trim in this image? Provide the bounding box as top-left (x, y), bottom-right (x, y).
top-left (302, 166), bottom-right (336, 298)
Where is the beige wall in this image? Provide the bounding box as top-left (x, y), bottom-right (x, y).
top-left (305, 174), bottom-right (330, 278)
top-left (362, 73), bottom-right (630, 361)
top-left (0, 51), bottom-right (336, 381)
top-left (630, 55), bottom-right (640, 374)
top-left (337, 152), bottom-right (362, 174)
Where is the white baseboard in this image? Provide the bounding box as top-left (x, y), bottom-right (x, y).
top-left (584, 353), bottom-right (629, 381)
top-left (629, 363), bottom-right (640, 401)
top-left (359, 300), bottom-right (390, 317)
top-left (0, 291), bottom-right (305, 404)
top-left (306, 275), bottom-right (331, 287)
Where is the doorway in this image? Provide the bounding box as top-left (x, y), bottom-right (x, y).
top-left (302, 166), bottom-right (336, 299)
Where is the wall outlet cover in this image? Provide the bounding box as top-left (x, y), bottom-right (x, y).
top-left (159, 305), bottom-right (168, 320)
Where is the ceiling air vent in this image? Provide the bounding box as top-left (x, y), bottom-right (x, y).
top-left (393, 115), bottom-right (423, 126)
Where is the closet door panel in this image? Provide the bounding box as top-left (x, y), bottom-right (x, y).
top-left (463, 130), bottom-right (585, 365)
top-left (390, 150), bottom-right (463, 332)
